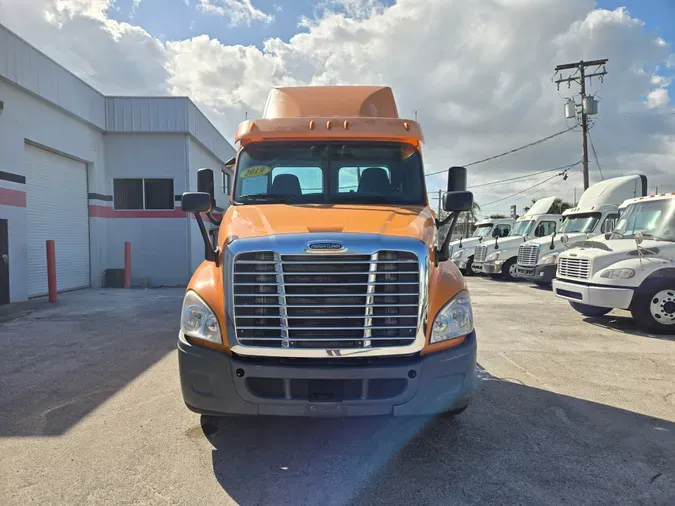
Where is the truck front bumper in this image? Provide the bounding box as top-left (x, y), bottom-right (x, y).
top-left (482, 262), bottom-right (502, 275)
top-left (178, 331), bottom-right (477, 417)
top-left (517, 264), bottom-right (556, 283)
top-left (552, 279), bottom-right (635, 309)
top-left (453, 259), bottom-right (468, 270)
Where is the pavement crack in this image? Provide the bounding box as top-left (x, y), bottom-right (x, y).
top-left (650, 472), bottom-right (662, 484)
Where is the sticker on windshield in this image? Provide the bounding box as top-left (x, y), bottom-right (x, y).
top-left (240, 165), bottom-right (271, 179)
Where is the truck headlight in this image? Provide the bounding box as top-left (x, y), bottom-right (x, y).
top-left (181, 290), bottom-right (221, 343)
top-left (538, 253), bottom-right (558, 265)
top-left (486, 252), bottom-right (500, 262)
top-left (600, 268), bottom-right (635, 279)
top-left (452, 250), bottom-right (463, 259)
top-left (430, 290), bottom-right (474, 344)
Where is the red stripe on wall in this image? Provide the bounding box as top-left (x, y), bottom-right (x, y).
top-left (89, 205), bottom-right (187, 218)
top-left (0, 187), bottom-right (27, 207)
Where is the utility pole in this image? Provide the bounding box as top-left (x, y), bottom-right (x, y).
top-left (573, 187), bottom-right (576, 206)
top-left (554, 59), bottom-right (608, 190)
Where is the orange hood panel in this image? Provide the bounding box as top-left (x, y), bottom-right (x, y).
top-left (218, 204), bottom-right (436, 246)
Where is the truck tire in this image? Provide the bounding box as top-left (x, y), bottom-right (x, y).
top-left (569, 301), bottom-right (611, 317)
top-left (502, 258), bottom-right (518, 282)
top-left (464, 256), bottom-right (475, 277)
top-left (630, 281), bottom-right (675, 334)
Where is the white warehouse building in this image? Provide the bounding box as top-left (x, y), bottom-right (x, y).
top-left (0, 24), bottom-right (235, 304)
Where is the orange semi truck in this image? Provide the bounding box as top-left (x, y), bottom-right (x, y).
top-left (178, 86), bottom-right (477, 417)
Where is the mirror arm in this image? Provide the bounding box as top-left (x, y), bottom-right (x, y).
top-left (194, 213), bottom-right (219, 266)
top-left (436, 212), bottom-right (460, 265)
top-left (435, 214), bottom-right (455, 228)
top-left (206, 211), bottom-right (222, 226)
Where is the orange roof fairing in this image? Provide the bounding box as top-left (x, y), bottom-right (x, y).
top-left (263, 86), bottom-right (400, 119)
top-left (234, 85), bottom-right (424, 145)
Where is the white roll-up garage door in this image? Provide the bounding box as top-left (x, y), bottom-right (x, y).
top-left (24, 144), bottom-right (90, 297)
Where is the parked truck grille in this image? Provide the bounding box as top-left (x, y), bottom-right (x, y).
top-left (474, 245), bottom-right (488, 263)
top-left (232, 251), bottom-right (420, 349)
top-left (517, 244), bottom-right (539, 267)
top-left (557, 257), bottom-right (591, 280)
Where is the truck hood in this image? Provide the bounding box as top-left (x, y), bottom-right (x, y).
top-left (485, 235), bottom-right (527, 251)
top-left (523, 232), bottom-right (593, 255)
top-left (449, 236), bottom-right (487, 251)
top-left (559, 239), bottom-right (674, 274)
top-left (219, 204), bottom-right (434, 245)
top-left (563, 238), bottom-right (670, 258)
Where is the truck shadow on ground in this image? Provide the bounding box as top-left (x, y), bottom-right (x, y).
top-left (202, 366), bottom-right (675, 506)
top-left (583, 314), bottom-right (675, 341)
top-left (0, 289), bottom-right (182, 437)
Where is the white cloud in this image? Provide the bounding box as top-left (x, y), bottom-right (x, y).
top-left (0, 0), bottom-right (674, 209)
top-left (647, 88), bottom-right (670, 108)
top-left (197, 0), bottom-right (274, 26)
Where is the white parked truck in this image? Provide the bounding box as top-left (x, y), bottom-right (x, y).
top-left (553, 192), bottom-right (675, 333)
top-left (450, 218), bottom-right (515, 275)
top-left (516, 175), bottom-right (648, 285)
top-left (473, 196), bottom-right (564, 280)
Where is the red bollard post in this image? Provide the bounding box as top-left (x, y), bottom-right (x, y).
top-left (46, 240), bottom-right (57, 303)
top-left (124, 241), bottom-right (131, 289)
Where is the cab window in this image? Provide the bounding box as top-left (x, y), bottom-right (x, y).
top-left (535, 220), bottom-right (557, 237)
top-left (494, 224), bottom-right (511, 237)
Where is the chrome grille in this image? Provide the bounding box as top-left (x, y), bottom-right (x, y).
top-left (232, 250), bottom-right (420, 349)
top-left (557, 257), bottom-right (591, 280)
top-left (474, 245), bottom-right (488, 263)
top-left (518, 244), bottom-right (539, 267)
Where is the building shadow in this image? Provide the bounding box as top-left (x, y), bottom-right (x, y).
top-left (0, 289), bottom-right (182, 437)
top-left (201, 366), bottom-right (675, 506)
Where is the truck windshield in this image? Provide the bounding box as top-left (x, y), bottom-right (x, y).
top-left (509, 220), bottom-right (534, 236)
top-left (560, 213), bottom-right (601, 234)
top-left (473, 224), bottom-right (494, 237)
top-left (233, 141), bottom-right (426, 206)
top-left (611, 199), bottom-right (675, 241)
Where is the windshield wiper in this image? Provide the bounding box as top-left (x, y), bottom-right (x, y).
top-left (238, 193), bottom-right (294, 204)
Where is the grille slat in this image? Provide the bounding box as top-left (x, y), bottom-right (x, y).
top-left (474, 245), bottom-right (488, 263)
top-left (232, 250), bottom-right (420, 349)
top-left (517, 244), bottom-right (540, 267)
top-left (558, 257), bottom-right (591, 280)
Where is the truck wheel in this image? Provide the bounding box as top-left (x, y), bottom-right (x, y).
top-left (630, 282), bottom-right (675, 334)
top-left (464, 257), bottom-right (475, 276)
top-left (569, 301), bottom-right (611, 317)
top-left (502, 258), bottom-right (518, 281)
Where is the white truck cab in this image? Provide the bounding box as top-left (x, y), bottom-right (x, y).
top-left (516, 175), bottom-right (647, 285)
top-left (450, 218), bottom-right (515, 275)
top-left (553, 193), bottom-right (675, 334)
top-left (473, 196), bottom-right (563, 280)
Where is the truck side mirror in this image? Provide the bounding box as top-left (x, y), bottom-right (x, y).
top-left (181, 192), bottom-right (218, 265)
top-left (602, 219), bottom-right (615, 234)
top-left (443, 191), bottom-right (473, 212)
top-left (492, 228), bottom-right (500, 238)
top-left (197, 168), bottom-right (216, 205)
top-left (447, 166), bottom-right (467, 192)
top-left (181, 192), bottom-right (213, 213)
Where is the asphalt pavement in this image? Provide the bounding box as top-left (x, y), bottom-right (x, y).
top-left (0, 280), bottom-right (673, 505)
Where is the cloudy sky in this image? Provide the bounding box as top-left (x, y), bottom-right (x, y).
top-left (1, 0), bottom-right (673, 217)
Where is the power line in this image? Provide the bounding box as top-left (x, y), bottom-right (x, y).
top-left (427, 161), bottom-right (580, 199)
top-left (424, 126), bottom-right (577, 177)
top-left (467, 161), bottom-right (580, 189)
top-left (587, 129), bottom-right (604, 181)
top-left (480, 170), bottom-right (572, 209)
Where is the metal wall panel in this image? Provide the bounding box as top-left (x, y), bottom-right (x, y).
top-left (0, 25), bottom-right (106, 129)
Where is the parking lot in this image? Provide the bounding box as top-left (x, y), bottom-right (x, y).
top-left (1, 279), bottom-right (673, 505)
